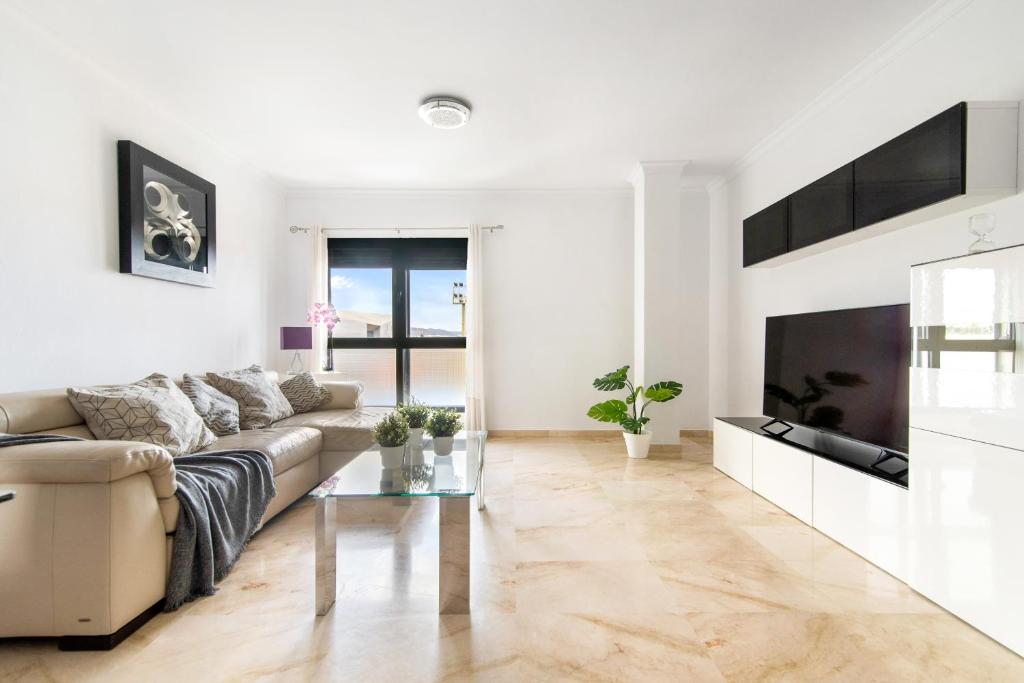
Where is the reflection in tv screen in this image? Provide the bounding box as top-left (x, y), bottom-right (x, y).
top-left (763, 304), bottom-right (910, 453)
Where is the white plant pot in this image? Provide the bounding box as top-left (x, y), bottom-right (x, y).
top-left (380, 445), bottom-right (406, 468)
top-left (408, 427), bottom-right (424, 446)
top-left (433, 436), bottom-right (454, 456)
top-left (623, 430), bottom-right (652, 459)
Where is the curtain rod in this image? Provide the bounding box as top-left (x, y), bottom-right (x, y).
top-left (288, 224), bottom-right (504, 234)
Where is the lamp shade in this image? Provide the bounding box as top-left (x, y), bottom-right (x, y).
top-left (280, 326), bottom-right (313, 350)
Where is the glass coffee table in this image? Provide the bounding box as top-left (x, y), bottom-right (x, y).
top-left (309, 431), bottom-right (486, 616)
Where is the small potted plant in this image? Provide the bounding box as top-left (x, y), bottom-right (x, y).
top-left (586, 366), bottom-right (682, 459)
top-left (372, 411), bottom-right (409, 468)
top-left (397, 399), bottom-right (431, 447)
top-left (425, 408), bottom-right (462, 456)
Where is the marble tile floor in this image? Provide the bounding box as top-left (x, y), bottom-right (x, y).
top-left (2, 435), bottom-right (1022, 682)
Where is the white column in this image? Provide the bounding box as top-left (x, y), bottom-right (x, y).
top-left (631, 162), bottom-right (688, 445)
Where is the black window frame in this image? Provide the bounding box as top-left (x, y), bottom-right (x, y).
top-left (327, 237), bottom-right (467, 407)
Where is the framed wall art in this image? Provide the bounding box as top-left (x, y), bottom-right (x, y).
top-left (117, 140), bottom-right (216, 287)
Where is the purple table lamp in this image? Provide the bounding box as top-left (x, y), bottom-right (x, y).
top-left (280, 326), bottom-right (313, 374)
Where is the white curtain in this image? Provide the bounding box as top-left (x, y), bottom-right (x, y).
top-left (465, 224), bottom-right (487, 431)
top-left (309, 225), bottom-right (328, 372)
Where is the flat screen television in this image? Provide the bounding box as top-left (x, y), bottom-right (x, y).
top-left (763, 304), bottom-right (910, 453)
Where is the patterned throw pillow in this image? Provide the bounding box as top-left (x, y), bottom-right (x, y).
top-left (181, 373), bottom-right (240, 436)
top-left (205, 365), bottom-right (295, 430)
top-left (66, 374), bottom-right (216, 456)
top-left (279, 372), bottom-right (331, 414)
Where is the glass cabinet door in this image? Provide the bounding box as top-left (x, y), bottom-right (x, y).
top-left (854, 102), bottom-right (965, 229)
top-left (742, 198), bottom-right (788, 266)
top-left (789, 163), bottom-right (854, 250)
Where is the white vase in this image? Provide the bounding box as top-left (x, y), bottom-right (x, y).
top-left (409, 427), bottom-right (424, 446)
top-left (433, 436), bottom-right (454, 456)
top-left (380, 445), bottom-right (406, 468)
top-left (623, 430), bottom-right (652, 459)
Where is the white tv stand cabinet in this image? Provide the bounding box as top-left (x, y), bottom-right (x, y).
top-left (712, 417), bottom-right (909, 581)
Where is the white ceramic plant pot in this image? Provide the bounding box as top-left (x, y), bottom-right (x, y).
top-left (623, 430), bottom-right (652, 459)
top-left (433, 436), bottom-right (454, 456)
top-left (408, 427), bottom-right (424, 446)
top-left (380, 445), bottom-right (406, 468)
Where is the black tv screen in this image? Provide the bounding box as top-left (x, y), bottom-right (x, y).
top-left (763, 304), bottom-right (910, 453)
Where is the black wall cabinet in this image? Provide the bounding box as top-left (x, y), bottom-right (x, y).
top-left (742, 102), bottom-right (966, 267)
top-left (854, 103), bottom-right (966, 228)
top-left (743, 198), bottom-right (788, 267)
top-left (789, 163), bottom-right (854, 250)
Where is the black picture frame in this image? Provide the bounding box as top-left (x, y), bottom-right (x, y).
top-left (117, 140), bottom-right (216, 287)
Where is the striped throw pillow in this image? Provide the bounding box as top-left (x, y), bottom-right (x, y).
top-left (279, 372), bottom-right (331, 414)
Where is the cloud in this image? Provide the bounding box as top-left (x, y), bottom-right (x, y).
top-left (330, 275), bottom-right (355, 289)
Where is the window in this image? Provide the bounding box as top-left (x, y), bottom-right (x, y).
top-left (330, 268), bottom-right (393, 338)
top-left (327, 238), bottom-right (467, 407)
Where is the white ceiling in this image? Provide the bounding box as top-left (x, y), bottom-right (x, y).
top-left (14, 0), bottom-right (936, 189)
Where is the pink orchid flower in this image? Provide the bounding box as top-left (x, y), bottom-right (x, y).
top-left (308, 302), bottom-right (341, 329)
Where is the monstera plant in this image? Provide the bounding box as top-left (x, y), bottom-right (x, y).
top-left (587, 366), bottom-right (682, 459)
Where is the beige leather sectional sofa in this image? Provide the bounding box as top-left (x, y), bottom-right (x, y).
top-left (0, 372), bottom-right (389, 649)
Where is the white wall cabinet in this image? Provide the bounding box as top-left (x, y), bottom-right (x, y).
top-left (908, 427), bottom-right (1024, 656)
top-left (911, 245), bottom-right (1024, 451)
top-left (813, 456), bottom-right (908, 581)
top-left (712, 419), bottom-right (752, 488)
top-left (752, 437), bottom-right (812, 524)
top-left (908, 245), bottom-right (1024, 656)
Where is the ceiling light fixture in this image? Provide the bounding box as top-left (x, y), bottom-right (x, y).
top-left (418, 96), bottom-right (471, 129)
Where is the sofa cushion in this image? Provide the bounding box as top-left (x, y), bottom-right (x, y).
top-left (199, 426), bottom-right (321, 477)
top-left (0, 388), bottom-right (83, 434)
top-left (273, 407), bottom-right (391, 452)
top-left (318, 380), bottom-right (363, 409)
top-left (155, 427), bottom-right (321, 535)
top-left (206, 365), bottom-right (294, 430)
top-left (66, 374), bottom-right (215, 457)
top-left (181, 374), bottom-right (240, 436)
top-left (278, 372), bottom-right (330, 414)
top-left (0, 438), bottom-right (175, 493)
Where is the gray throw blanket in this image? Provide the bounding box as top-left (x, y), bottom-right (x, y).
top-left (165, 450), bottom-right (275, 611)
top-left (0, 433), bottom-right (275, 612)
top-left (0, 432), bottom-right (83, 448)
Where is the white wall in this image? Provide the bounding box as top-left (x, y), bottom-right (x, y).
top-left (0, 9), bottom-right (283, 392)
top-left (710, 0), bottom-right (1024, 417)
top-left (274, 190), bottom-right (634, 430)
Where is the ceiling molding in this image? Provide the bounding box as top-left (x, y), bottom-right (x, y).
top-left (680, 175), bottom-right (724, 192)
top-left (629, 161), bottom-right (690, 187)
top-left (706, 175), bottom-right (729, 192)
top-left (720, 0), bottom-right (975, 188)
top-left (284, 187), bottom-right (634, 199)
